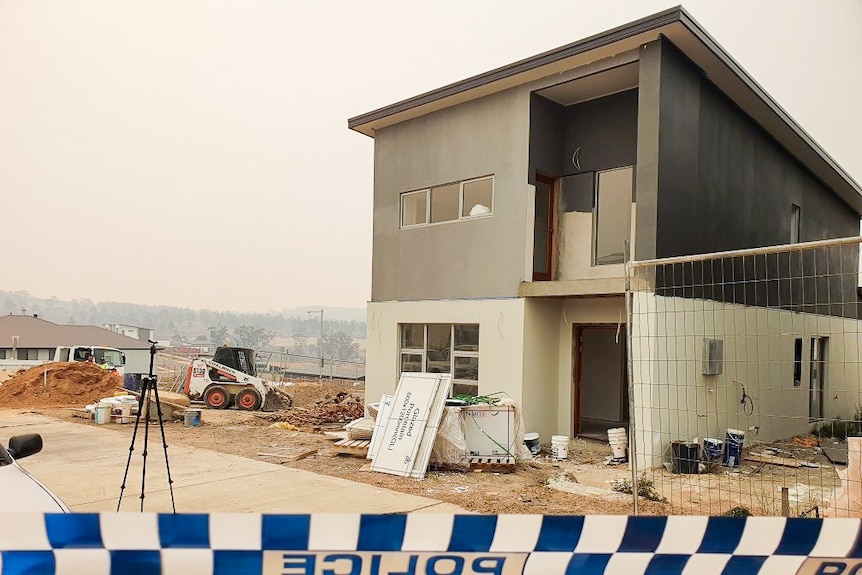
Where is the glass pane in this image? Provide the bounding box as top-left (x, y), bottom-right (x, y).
top-left (401, 353), bottom-right (423, 373)
top-left (462, 178), bottom-right (493, 217)
top-left (454, 355), bottom-right (479, 381)
top-left (453, 382), bottom-right (478, 397)
top-left (400, 324), bottom-right (424, 349)
top-left (401, 191), bottom-right (427, 226)
top-left (430, 183), bottom-right (459, 223)
top-left (533, 180), bottom-right (551, 274)
top-left (426, 325), bottom-right (452, 374)
top-left (454, 324), bottom-right (479, 352)
top-left (595, 167), bottom-right (633, 265)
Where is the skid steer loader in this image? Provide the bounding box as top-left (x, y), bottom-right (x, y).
top-left (183, 346), bottom-right (291, 411)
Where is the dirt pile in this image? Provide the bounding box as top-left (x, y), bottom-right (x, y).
top-left (0, 362), bottom-right (123, 408)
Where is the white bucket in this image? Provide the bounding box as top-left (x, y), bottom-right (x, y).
top-left (607, 427), bottom-right (628, 459)
top-left (94, 403), bottom-right (110, 425)
top-left (551, 435), bottom-right (569, 460)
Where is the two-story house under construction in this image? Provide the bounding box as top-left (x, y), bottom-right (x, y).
top-left (348, 7), bottom-right (862, 445)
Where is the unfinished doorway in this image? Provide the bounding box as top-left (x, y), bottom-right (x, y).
top-left (574, 325), bottom-right (628, 439)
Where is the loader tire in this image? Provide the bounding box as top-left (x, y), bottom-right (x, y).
top-left (203, 385), bottom-right (230, 410)
top-left (236, 388), bottom-right (262, 411)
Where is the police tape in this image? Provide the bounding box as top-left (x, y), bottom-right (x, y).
top-left (0, 513), bottom-right (861, 574)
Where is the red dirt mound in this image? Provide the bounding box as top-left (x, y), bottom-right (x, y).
top-left (0, 362), bottom-right (123, 408)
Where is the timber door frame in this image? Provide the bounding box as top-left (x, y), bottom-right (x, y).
top-left (532, 174), bottom-right (557, 281)
top-left (573, 323), bottom-right (628, 437)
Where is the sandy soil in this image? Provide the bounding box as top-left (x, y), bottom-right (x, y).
top-left (3, 370), bottom-right (839, 516)
top-left (37, 406), bottom-right (665, 515)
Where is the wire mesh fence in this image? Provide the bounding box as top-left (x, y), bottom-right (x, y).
top-left (256, 350), bottom-right (365, 386)
top-left (627, 236), bottom-right (862, 517)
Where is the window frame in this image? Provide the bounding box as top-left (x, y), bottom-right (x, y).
top-left (398, 323), bottom-right (480, 394)
top-left (592, 166), bottom-right (634, 266)
top-left (399, 176), bottom-right (494, 229)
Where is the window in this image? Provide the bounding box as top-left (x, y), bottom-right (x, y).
top-left (430, 183), bottom-right (459, 223)
top-left (400, 176), bottom-right (493, 228)
top-left (0, 349), bottom-right (6, 359)
top-left (594, 166), bottom-right (634, 265)
top-left (399, 324), bottom-right (480, 396)
top-left (791, 204), bottom-right (801, 243)
top-left (793, 338), bottom-right (802, 386)
top-left (401, 191), bottom-right (427, 227)
top-left (16, 349), bottom-right (38, 360)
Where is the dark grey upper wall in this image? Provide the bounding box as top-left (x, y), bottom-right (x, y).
top-left (529, 89), bottom-right (639, 214)
top-left (529, 90), bottom-right (638, 181)
top-left (654, 38), bottom-right (859, 258)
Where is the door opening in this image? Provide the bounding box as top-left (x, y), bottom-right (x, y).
top-left (574, 325), bottom-right (628, 439)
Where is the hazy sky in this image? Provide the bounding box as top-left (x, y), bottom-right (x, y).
top-left (2, 1), bottom-right (860, 312)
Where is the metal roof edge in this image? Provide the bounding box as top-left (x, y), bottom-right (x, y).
top-left (347, 6), bottom-right (684, 132)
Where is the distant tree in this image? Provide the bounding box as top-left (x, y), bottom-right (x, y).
top-left (320, 331), bottom-right (360, 361)
top-left (232, 325), bottom-right (275, 350)
top-left (292, 334), bottom-right (308, 356)
top-left (208, 324), bottom-right (230, 345)
top-left (194, 334), bottom-right (207, 342)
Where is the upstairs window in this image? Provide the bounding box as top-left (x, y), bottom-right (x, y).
top-left (400, 176), bottom-right (493, 228)
top-left (594, 166), bottom-right (634, 265)
top-left (791, 204), bottom-right (801, 243)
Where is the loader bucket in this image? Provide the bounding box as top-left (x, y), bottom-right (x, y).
top-left (262, 387), bottom-right (292, 412)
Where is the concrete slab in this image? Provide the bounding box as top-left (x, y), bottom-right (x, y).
top-left (0, 412), bottom-right (466, 514)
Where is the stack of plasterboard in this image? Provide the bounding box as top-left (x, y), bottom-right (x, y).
top-left (368, 372), bottom-right (452, 480)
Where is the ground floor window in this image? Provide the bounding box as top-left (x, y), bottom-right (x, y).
top-left (399, 323), bottom-right (479, 396)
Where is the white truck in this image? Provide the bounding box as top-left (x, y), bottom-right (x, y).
top-left (54, 346), bottom-right (126, 375)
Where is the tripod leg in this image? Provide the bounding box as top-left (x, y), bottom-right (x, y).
top-left (150, 384), bottom-right (177, 514)
top-left (117, 388), bottom-right (149, 512)
top-left (139, 383), bottom-right (152, 512)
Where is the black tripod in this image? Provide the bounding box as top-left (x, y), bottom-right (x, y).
top-left (117, 341), bottom-right (176, 513)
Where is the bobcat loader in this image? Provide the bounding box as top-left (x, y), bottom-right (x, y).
top-left (183, 346), bottom-right (291, 411)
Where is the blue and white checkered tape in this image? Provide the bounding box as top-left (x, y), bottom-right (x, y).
top-left (0, 514), bottom-right (860, 574)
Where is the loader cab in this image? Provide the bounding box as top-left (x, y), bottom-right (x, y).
top-left (212, 347), bottom-right (257, 377)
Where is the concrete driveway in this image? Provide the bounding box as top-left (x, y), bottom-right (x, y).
top-left (0, 411), bottom-right (464, 514)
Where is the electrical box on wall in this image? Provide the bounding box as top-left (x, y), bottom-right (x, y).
top-left (702, 338), bottom-right (724, 375)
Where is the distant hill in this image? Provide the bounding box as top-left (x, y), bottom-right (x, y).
top-left (0, 291), bottom-right (366, 340)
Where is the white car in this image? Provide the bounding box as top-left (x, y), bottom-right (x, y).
top-left (0, 434), bottom-right (69, 513)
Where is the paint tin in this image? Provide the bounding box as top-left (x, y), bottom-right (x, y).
top-left (523, 432), bottom-right (541, 455)
top-left (184, 409), bottom-right (201, 427)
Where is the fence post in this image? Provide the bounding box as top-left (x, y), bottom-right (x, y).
top-left (625, 241), bottom-right (639, 516)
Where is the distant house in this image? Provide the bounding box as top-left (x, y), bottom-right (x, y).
top-left (348, 7), bottom-right (862, 444)
top-left (104, 323), bottom-right (154, 342)
top-left (0, 315), bottom-right (152, 374)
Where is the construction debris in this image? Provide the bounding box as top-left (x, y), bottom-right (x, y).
top-left (0, 362), bottom-right (123, 407)
top-left (344, 417), bottom-right (374, 440)
top-left (259, 399), bottom-right (364, 431)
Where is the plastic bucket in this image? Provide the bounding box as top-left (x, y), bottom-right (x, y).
top-left (94, 404), bottom-right (110, 425)
top-left (703, 437), bottom-right (723, 462)
top-left (671, 441), bottom-right (700, 474)
top-left (607, 427), bottom-right (628, 459)
top-left (551, 435), bottom-right (569, 460)
top-left (523, 432), bottom-right (541, 455)
top-left (184, 409), bottom-right (202, 428)
top-left (723, 429), bottom-right (745, 467)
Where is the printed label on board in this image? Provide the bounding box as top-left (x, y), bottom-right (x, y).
top-left (263, 551), bottom-right (528, 575)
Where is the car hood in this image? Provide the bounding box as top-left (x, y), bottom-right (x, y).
top-left (0, 462), bottom-right (69, 513)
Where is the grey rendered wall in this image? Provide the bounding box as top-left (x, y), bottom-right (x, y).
top-left (371, 89), bottom-right (530, 302)
top-left (655, 38), bottom-right (859, 256)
